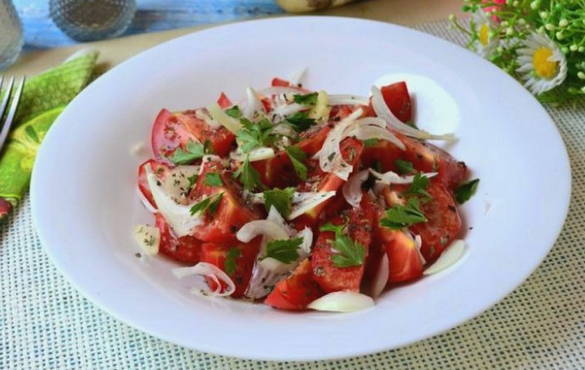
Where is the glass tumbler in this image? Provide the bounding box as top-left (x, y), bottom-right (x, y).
top-left (0, 0), bottom-right (24, 70)
top-left (49, 0), bottom-right (137, 42)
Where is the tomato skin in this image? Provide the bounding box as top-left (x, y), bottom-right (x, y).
top-left (174, 111), bottom-right (235, 157)
top-left (137, 159), bottom-right (171, 209)
top-left (362, 140), bottom-right (403, 172)
top-left (264, 259), bottom-right (324, 310)
top-left (155, 213), bottom-right (201, 264)
top-left (410, 182), bottom-right (462, 263)
top-left (311, 194), bottom-right (376, 293)
top-left (217, 92), bottom-right (232, 109)
top-left (381, 82), bottom-right (412, 123)
top-left (199, 238), bottom-right (261, 298)
top-left (379, 228), bottom-right (424, 283)
top-left (190, 159), bottom-right (261, 243)
top-left (271, 77), bottom-right (290, 87)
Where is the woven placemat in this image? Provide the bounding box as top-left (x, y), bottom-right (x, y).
top-left (1, 20), bottom-right (584, 369)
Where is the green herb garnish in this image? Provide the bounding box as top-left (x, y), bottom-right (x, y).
top-left (204, 172), bottom-right (223, 187)
top-left (224, 247), bottom-right (241, 276)
top-left (235, 157), bottom-right (263, 191)
top-left (406, 173), bottom-right (431, 199)
top-left (293, 92), bottom-right (318, 105)
top-left (264, 238), bottom-right (303, 264)
top-left (454, 178), bottom-right (480, 204)
top-left (263, 187), bottom-right (295, 218)
top-left (395, 159), bottom-right (414, 175)
top-left (190, 193), bottom-right (224, 216)
top-left (320, 223), bottom-right (366, 268)
top-left (236, 118), bottom-right (277, 153)
top-left (225, 105), bottom-right (242, 118)
top-left (286, 111), bottom-right (316, 132)
top-left (363, 138), bottom-right (379, 147)
top-left (380, 197), bottom-right (427, 230)
top-left (285, 146), bottom-right (308, 181)
top-left (169, 140), bottom-right (206, 165)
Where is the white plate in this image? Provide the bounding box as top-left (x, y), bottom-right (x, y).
top-left (31, 17), bottom-right (571, 361)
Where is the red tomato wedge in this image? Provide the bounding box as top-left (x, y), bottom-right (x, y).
top-left (379, 228), bottom-right (424, 283)
top-left (410, 182), bottom-right (462, 263)
top-left (216, 92), bottom-right (232, 109)
top-left (381, 81), bottom-right (412, 123)
top-left (311, 194), bottom-right (376, 293)
top-left (137, 159), bottom-right (171, 209)
top-left (190, 159), bottom-right (260, 243)
top-left (362, 140), bottom-right (404, 172)
top-left (199, 238), bottom-right (261, 298)
top-left (271, 77), bottom-right (291, 87)
top-left (265, 259), bottom-right (324, 310)
top-left (155, 213), bottom-right (201, 264)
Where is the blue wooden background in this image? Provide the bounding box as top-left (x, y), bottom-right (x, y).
top-left (13, 0), bottom-right (284, 49)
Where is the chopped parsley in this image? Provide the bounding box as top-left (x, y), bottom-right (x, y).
top-left (236, 118), bottom-right (277, 153)
top-left (363, 138), bottom-right (379, 147)
top-left (263, 187), bottom-right (295, 218)
top-left (285, 146), bottom-right (308, 180)
top-left (168, 140), bottom-right (206, 165)
top-left (224, 247), bottom-right (241, 276)
top-left (190, 192), bottom-right (224, 216)
top-left (293, 92), bottom-right (318, 105)
top-left (320, 223), bottom-right (366, 268)
top-left (186, 174), bottom-right (198, 190)
top-left (204, 172), bottom-right (223, 187)
top-left (395, 159), bottom-right (414, 175)
top-left (406, 173), bottom-right (431, 200)
top-left (286, 111), bottom-right (316, 132)
top-left (264, 237), bottom-right (303, 264)
top-left (454, 178), bottom-right (480, 204)
top-left (234, 157), bottom-right (263, 191)
top-left (380, 197), bottom-right (427, 230)
top-left (225, 105), bottom-right (242, 118)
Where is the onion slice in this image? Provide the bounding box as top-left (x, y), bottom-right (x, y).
top-left (236, 219), bottom-right (289, 243)
top-left (231, 147), bottom-right (275, 162)
top-left (289, 68), bottom-right (306, 87)
top-left (371, 86), bottom-right (456, 142)
top-left (308, 291), bottom-right (375, 313)
top-left (207, 102), bottom-right (242, 134)
top-left (424, 240), bottom-right (466, 275)
top-left (258, 86), bottom-right (305, 97)
top-left (172, 262), bottom-right (236, 297)
top-left (289, 191), bottom-right (336, 220)
top-left (328, 94), bottom-right (369, 106)
top-left (133, 224), bottom-right (160, 256)
top-left (371, 253), bottom-right (389, 298)
top-left (369, 169), bottom-right (437, 185)
top-left (342, 170), bottom-right (369, 208)
top-left (243, 87), bottom-right (263, 119)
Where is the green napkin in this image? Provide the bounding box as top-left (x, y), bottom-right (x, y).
top-left (0, 50), bottom-right (99, 220)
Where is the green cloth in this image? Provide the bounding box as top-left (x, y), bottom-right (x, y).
top-left (0, 50), bottom-right (98, 211)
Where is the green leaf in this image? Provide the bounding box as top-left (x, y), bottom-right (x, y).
top-left (169, 140), bottom-right (205, 165)
top-left (235, 158), bottom-right (263, 191)
top-left (225, 105), bottom-right (242, 118)
top-left (395, 159), bottom-right (414, 175)
top-left (224, 247), bottom-right (241, 276)
top-left (286, 111), bottom-right (316, 132)
top-left (319, 222), bottom-right (366, 268)
top-left (187, 174), bottom-right (198, 190)
top-left (264, 238), bottom-right (303, 264)
top-left (263, 187), bottom-right (295, 218)
top-left (285, 146), bottom-right (308, 181)
top-left (454, 178), bottom-right (479, 204)
top-left (380, 198), bottom-right (427, 230)
top-left (236, 118), bottom-right (276, 153)
top-left (204, 172), bottom-right (223, 187)
top-left (406, 173), bottom-right (431, 199)
top-left (363, 138), bottom-right (379, 147)
top-left (190, 193), bottom-right (224, 216)
top-left (293, 92), bottom-right (318, 105)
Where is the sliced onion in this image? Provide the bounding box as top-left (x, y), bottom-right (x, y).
top-left (232, 147), bottom-right (275, 162)
top-left (271, 102), bottom-right (306, 118)
top-left (371, 86), bottom-right (456, 142)
top-left (297, 227), bottom-right (313, 255)
top-left (313, 108), bottom-right (363, 181)
top-left (424, 240), bottom-right (466, 275)
top-left (133, 224), bottom-right (160, 256)
top-left (145, 165), bottom-right (203, 237)
top-left (243, 87), bottom-right (263, 119)
top-left (271, 123), bottom-right (297, 137)
top-left (236, 219), bottom-right (289, 243)
top-left (195, 108), bottom-right (221, 129)
top-left (414, 233), bottom-right (426, 265)
top-left (207, 102), bottom-right (242, 134)
top-left (173, 262), bottom-right (236, 297)
top-left (369, 169), bottom-right (437, 185)
top-left (342, 170), bottom-right (369, 208)
top-left (352, 125), bottom-right (405, 150)
top-left (289, 68), bottom-right (306, 87)
top-left (289, 191), bottom-right (336, 220)
top-left (371, 253), bottom-right (389, 298)
top-left (328, 94), bottom-right (369, 106)
top-left (308, 292), bottom-right (375, 313)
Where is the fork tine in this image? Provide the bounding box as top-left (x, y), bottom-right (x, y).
top-left (0, 76), bottom-right (14, 121)
top-left (0, 76), bottom-right (25, 152)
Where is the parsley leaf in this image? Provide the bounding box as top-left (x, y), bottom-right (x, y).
top-left (204, 173), bottom-right (223, 187)
top-left (454, 178), bottom-right (479, 204)
top-left (235, 157), bottom-right (263, 191)
top-left (225, 105), bottom-right (242, 118)
top-left (293, 92), bottom-right (318, 105)
top-left (363, 138), bottom-right (379, 147)
top-left (263, 187), bottom-right (295, 218)
top-left (236, 118), bottom-right (276, 153)
top-left (187, 174), bottom-right (198, 190)
top-left (406, 173), bottom-right (431, 199)
top-left (264, 238), bottom-right (302, 264)
top-left (380, 197), bottom-right (427, 229)
top-left (285, 146), bottom-right (308, 180)
top-left (224, 247), bottom-right (241, 276)
top-left (286, 111), bottom-right (316, 132)
top-left (319, 223), bottom-right (366, 268)
top-left (395, 159), bottom-right (414, 175)
top-left (169, 140), bottom-right (205, 165)
top-left (190, 193), bottom-right (224, 216)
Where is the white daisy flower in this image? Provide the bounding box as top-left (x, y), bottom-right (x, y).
top-left (471, 11), bottom-right (498, 58)
top-left (516, 32), bottom-right (568, 94)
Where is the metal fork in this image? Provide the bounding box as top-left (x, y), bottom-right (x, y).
top-left (0, 76), bottom-right (25, 152)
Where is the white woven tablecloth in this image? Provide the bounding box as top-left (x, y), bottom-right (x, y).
top-left (1, 21), bottom-right (584, 369)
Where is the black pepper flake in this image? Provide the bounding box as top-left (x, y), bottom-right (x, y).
top-left (135, 253), bottom-right (142, 258)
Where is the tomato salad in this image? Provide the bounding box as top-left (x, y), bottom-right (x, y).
top-left (133, 76), bottom-right (479, 313)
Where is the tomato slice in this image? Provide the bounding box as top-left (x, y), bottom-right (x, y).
top-left (155, 213), bottom-right (201, 264)
top-left (264, 259), bottom-right (323, 310)
top-left (271, 77), bottom-right (291, 87)
top-left (362, 139), bottom-right (404, 171)
top-left (409, 181), bottom-right (462, 263)
top-left (311, 194), bottom-right (376, 293)
top-left (379, 228), bottom-right (424, 283)
top-left (190, 159), bottom-right (261, 243)
top-left (174, 111), bottom-right (235, 157)
top-left (137, 159), bottom-right (171, 209)
top-left (216, 92), bottom-right (233, 109)
top-left (199, 238), bottom-right (261, 298)
top-left (381, 81), bottom-right (412, 123)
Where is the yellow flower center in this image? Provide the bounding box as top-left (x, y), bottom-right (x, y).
top-left (532, 47), bottom-right (558, 79)
top-left (479, 24), bottom-right (490, 46)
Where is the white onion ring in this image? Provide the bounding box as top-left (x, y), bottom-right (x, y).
top-left (371, 253), bottom-right (390, 298)
top-left (328, 94), bottom-right (369, 106)
top-left (172, 262), bottom-right (236, 297)
top-left (342, 170), bottom-right (369, 208)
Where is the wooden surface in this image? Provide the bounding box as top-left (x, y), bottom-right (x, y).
top-left (8, 0), bottom-right (463, 76)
